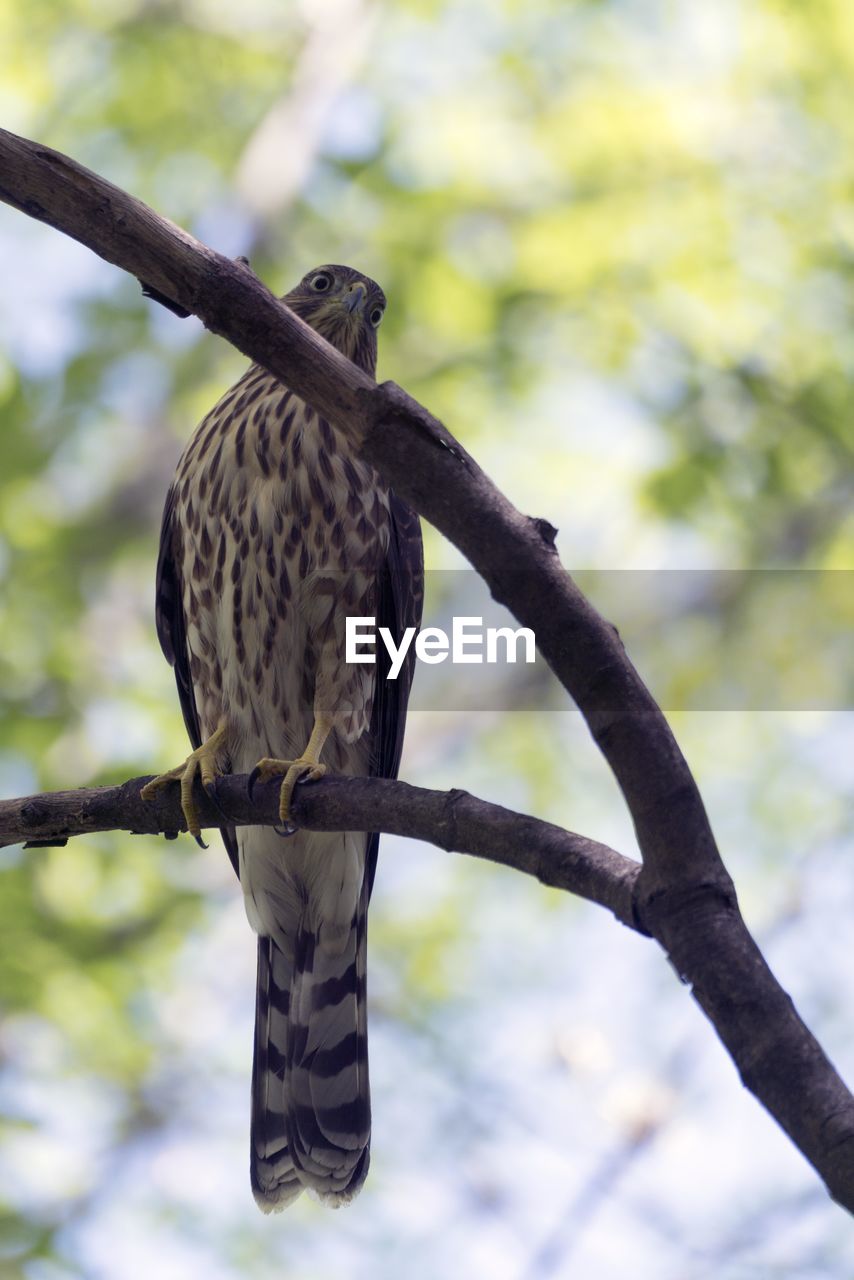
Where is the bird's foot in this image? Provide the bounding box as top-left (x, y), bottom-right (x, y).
top-left (249, 756), bottom-right (329, 827)
top-left (140, 722), bottom-right (228, 846)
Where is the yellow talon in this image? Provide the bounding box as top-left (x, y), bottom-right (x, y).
top-left (252, 756), bottom-right (329, 825)
top-left (252, 714), bottom-right (333, 825)
top-left (141, 721), bottom-right (228, 840)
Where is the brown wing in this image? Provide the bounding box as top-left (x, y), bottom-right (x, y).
top-left (364, 492), bottom-right (424, 897)
top-left (154, 486), bottom-right (239, 873)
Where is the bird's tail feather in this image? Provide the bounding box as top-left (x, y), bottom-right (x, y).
top-left (250, 899), bottom-right (371, 1211)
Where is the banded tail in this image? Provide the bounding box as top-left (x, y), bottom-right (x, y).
top-left (250, 893), bottom-right (371, 1210)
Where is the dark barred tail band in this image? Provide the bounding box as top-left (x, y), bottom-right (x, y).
top-left (250, 902), bottom-right (371, 1211)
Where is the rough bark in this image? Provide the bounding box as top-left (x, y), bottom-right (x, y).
top-left (0, 774), bottom-right (640, 930)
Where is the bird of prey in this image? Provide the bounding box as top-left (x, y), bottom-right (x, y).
top-left (141, 264), bottom-right (423, 1209)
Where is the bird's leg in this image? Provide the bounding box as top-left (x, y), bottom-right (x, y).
top-left (250, 713), bottom-right (334, 826)
top-left (140, 720), bottom-right (229, 844)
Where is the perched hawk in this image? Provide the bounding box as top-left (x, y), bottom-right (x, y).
top-left (142, 265), bottom-right (423, 1209)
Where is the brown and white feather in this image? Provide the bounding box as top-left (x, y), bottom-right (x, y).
top-left (153, 265), bottom-right (423, 1210)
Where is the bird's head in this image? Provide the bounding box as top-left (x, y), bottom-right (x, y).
top-left (283, 264), bottom-right (386, 375)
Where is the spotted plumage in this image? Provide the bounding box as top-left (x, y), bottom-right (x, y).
top-left (149, 265), bottom-right (423, 1209)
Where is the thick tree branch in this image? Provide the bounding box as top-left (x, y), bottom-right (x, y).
top-left (2, 127), bottom-right (854, 1212)
top-left (0, 774), bottom-right (640, 930)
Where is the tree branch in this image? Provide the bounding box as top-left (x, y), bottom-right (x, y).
top-left (0, 774), bottom-right (640, 931)
top-left (2, 126), bottom-right (853, 1212)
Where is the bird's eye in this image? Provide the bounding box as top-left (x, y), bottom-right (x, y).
top-left (369, 306), bottom-right (385, 327)
top-left (310, 272), bottom-right (333, 292)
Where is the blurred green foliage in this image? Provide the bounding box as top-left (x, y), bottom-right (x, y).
top-left (1, 1), bottom-right (854, 1277)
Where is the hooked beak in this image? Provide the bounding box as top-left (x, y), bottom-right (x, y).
top-left (343, 280), bottom-right (368, 314)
